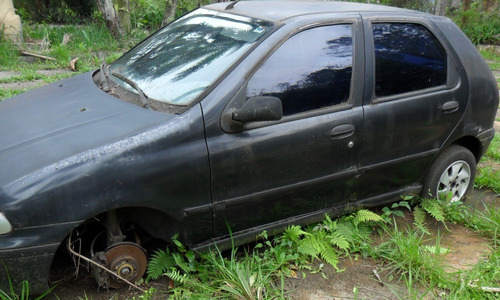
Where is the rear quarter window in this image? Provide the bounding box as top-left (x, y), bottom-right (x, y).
top-left (372, 23), bottom-right (447, 97)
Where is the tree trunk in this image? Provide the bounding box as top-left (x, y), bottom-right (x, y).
top-left (463, 0), bottom-right (471, 11)
top-left (483, 0), bottom-right (497, 12)
top-left (115, 0), bottom-right (131, 34)
top-left (162, 0), bottom-right (178, 27)
top-left (97, 0), bottom-right (125, 37)
top-left (461, 0), bottom-right (472, 24)
top-left (450, 0), bottom-right (461, 11)
top-left (435, 0), bottom-right (451, 16)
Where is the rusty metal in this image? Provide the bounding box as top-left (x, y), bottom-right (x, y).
top-left (104, 242), bottom-right (147, 289)
top-left (66, 232), bottom-right (145, 292)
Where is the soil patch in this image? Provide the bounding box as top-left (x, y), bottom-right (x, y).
top-left (0, 80), bottom-right (45, 90)
top-left (0, 69), bottom-right (74, 92)
top-left (37, 69), bottom-right (73, 77)
top-left (439, 224), bottom-right (490, 273)
top-left (0, 71), bottom-right (21, 80)
top-left (287, 259), bottom-right (403, 300)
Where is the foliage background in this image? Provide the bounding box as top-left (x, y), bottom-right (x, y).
top-left (9, 0), bottom-right (500, 45)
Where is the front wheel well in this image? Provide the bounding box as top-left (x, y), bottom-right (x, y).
top-left (49, 207), bottom-right (179, 285)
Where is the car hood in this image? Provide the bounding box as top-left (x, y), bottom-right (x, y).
top-left (0, 72), bottom-right (171, 188)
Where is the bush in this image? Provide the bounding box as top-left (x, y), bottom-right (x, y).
top-left (14, 0), bottom-right (96, 24)
top-left (450, 2), bottom-right (500, 45)
top-left (130, 0), bottom-right (166, 30)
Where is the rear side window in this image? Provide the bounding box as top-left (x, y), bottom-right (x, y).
top-left (247, 25), bottom-right (353, 116)
top-left (373, 23), bottom-right (447, 97)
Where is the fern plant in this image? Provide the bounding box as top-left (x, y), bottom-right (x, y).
top-left (281, 209), bottom-right (384, 270)
top-left (146, 233), bottom-right (198, 281)
top-left (412, 206), bottom-right (431, 235)
top-left (146, 248), bottom-right (176, 281)
top-left (420, 198), bottom-right (446, 224)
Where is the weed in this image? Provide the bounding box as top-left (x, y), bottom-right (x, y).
top-left (474, 134), bottom-right (500, 194)
top-left (0, 71), bottom-right (43, 83)
top-left (21, 24), bottom-right (124, 71)
top-left (0, 265), bottom-right (54, 300)
top-left (381, 199), bottom-right (411, 220)
top-left (483, 134), bottom-right (500, 163)
top-left (149, 233), bottom-right (292, 299)
top-left (445, 201), bottom-right (500, 240)
top-left (0, 41), bottom-right (19, 69)
top-left (479, 48), bottom-right (500, 66)
top-left (146, 210), bottom-right (383, 298)
top-left (372, 222), bottom-right (448, 288)
top-left (0, 88), bottom-right (28, 101)
top-left (281, 210), bottom-right (383, 267)
top-left (475, 167), bottom-right (500, 195)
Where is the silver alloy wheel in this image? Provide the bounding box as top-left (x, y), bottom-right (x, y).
top-left (436, 160), bottom-right (471, 202)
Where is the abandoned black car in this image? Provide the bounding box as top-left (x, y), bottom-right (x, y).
top-left (0, 0), bottom-right (498, 294)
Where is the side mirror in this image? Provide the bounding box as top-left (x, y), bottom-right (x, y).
top-left (232, 96), bottom-right (283, 123)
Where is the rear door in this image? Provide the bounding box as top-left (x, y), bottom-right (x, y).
top-left (355, 16), bottom-right (467, 200)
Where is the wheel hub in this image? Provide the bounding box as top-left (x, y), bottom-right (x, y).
top-left (104, 242), bottom-right (147, 289)
top-left (438, 160), bottom-right (471, 202)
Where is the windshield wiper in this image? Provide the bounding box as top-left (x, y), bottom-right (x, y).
top-left (99, 62), bottom-right (110, 92)
top-left (111, 72), bottom-right (152, 110)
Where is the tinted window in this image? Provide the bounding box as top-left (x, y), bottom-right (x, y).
top-left (373, 23), bottom-right (446, 97)
top-left (247, 25), bottom-right (353, 116)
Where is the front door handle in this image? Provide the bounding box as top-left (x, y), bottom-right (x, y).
top-left (442, 101), bottom-right (459, 114)
top-left (330, 124), bottom-right (355, 139)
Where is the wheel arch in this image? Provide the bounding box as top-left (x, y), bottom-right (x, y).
top-left (449, 135), bottom-right (482, 163)
top-left (48, 206), bottom-right (182, 278)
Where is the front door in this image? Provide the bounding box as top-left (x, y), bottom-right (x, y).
top-left (205, 21), bottom-right (365, 236)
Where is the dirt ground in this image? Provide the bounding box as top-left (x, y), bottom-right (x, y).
top-left (1, 69), bottom-right (499, 299)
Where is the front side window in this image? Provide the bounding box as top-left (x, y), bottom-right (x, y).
top-left (373, 23), bottom-right (447, 97)
top-left (247, 25), bottom-right (353, 116)
top-left (109, 9), bottom-right (273, 105)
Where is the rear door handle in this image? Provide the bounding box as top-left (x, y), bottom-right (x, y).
top-left (442, 101), bottom-right (459, 114)
top-left (330, 124), bottom-right (355, 139)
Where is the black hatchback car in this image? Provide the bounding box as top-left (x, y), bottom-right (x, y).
top-left (0, 0), bottom-right (498, 294)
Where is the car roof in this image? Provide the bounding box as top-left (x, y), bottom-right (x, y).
top-left (205, 0), bottom-right (422, 22)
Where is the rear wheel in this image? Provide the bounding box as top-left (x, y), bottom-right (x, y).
top-left (421, 145), bottom-right (476, 202)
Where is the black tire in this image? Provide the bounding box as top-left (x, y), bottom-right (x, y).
top-left (421, 145), bottom-right (476, 202)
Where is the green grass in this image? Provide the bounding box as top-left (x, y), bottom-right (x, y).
top-left (474, 134), bottom-right (500, 194)
top-left (0, 42), bottom-right (20, 69)
top-left (0, 265), bottom-right (54, 300)
top-left (450, 2), bottom-right (500, 45)
top-left (484, 134), bottom-right (500, 162)
top-left (0, 23), bottom-right (148, 75)
top-left (371, 223), bottom-right (447, 296)
top-left (0, 88), bottom-right (29, 101)
top-left (475, 167), bottom-right (500, 194)
top-left (478, 48), bottom-right (500, 87)
top-left (0, 22), bottom-right (150, 101)
top-left (479, 47), bottom-right (500, 64)
top-left (20, 23), bottom-right (135, 71)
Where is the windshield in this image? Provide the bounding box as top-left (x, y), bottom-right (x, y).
top-left (109, 9), bottom-right (273, 105)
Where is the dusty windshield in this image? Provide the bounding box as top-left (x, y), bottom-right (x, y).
top-left (109, 9), bottom-right (273, 105)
